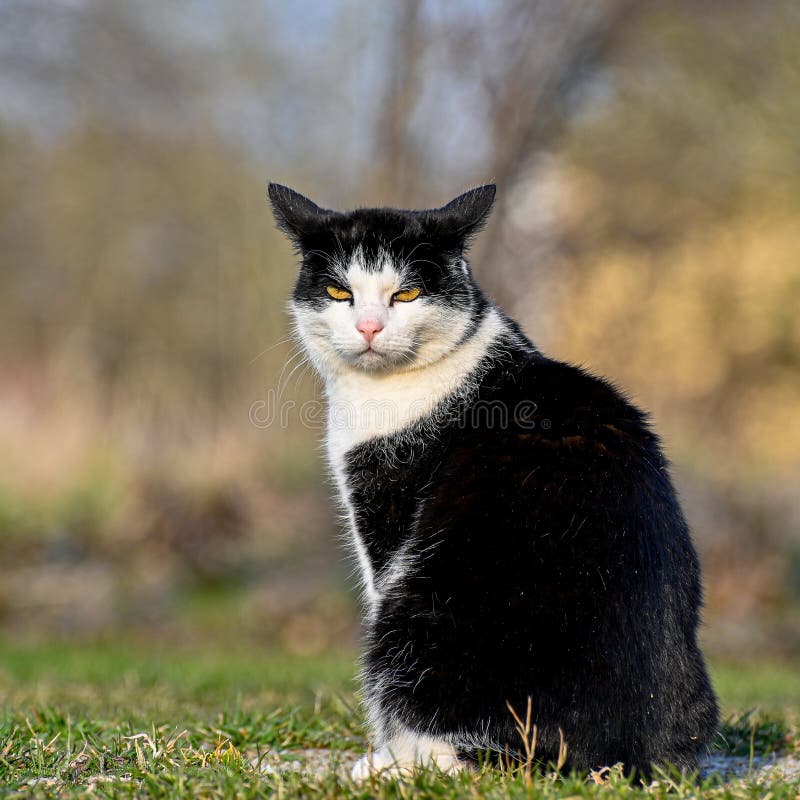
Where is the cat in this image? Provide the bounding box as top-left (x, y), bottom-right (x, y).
top-left (268, 182), bottom-right (719, 780)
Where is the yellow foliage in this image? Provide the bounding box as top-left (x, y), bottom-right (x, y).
top-left (552, 204), bottom-right (800, 478)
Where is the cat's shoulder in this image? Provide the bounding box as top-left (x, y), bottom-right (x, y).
top-left (478, 352), bottom-right (659, 456)
top-left (522, 355), bottom-right (644, 418)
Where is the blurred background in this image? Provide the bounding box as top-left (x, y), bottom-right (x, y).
top-left (1, 0), bottom-right (798, 663)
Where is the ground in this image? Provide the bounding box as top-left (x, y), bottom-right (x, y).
top-left (1, 642), bottom-right (799, 798)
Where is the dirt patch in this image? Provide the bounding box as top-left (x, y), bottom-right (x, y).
top-left (256, 749), bottom-right (800, 783)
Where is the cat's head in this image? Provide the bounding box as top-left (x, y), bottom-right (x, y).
top-left (268, 183), bottom-right (495, 376)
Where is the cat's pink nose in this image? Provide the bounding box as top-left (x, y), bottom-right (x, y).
top-left (357, 318), bottom-right (384, 343)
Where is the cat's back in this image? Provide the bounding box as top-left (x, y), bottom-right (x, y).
top-left (403, 350), bottom-right (700, 653)
top-left (418, 352), bottom-right (693, 595)
top-left (441, 352), bottom-right (663, 498)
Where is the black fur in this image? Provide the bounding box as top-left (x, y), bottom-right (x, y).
top-left (352, 351), bottom-right (718, 777)
top-left (268, 183), bottom-right (718, 777)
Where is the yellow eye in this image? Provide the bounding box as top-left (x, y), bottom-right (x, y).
top-left (393, 287), bottom-right (421, 303)
top-left (326, 285), bottom-right (352, 301)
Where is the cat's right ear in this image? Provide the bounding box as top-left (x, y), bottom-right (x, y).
top-left (267, 183), bottom-right (331, 248)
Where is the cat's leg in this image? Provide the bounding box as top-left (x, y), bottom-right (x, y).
top-left (351, 729), bottom-right (465, 780)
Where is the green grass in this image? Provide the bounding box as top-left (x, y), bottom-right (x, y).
top-left (0, 641), bottom-right (798, 798)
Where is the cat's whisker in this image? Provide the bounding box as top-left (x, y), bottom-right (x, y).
top-left (282, 354), bottom-right (310, 388)
top-left (291, 360), bottom-right (314, 393)
top-left (248, 335), bottom-right (295, 365)
top-left (278, 353), bottom-right (311, 398)
top-left (275, 348), bottom-right (309, 398)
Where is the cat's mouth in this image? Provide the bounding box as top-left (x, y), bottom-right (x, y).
top-left (331, 338), bottom-right (417, 371)
top-left (358, 345), bottom-right (389, 363)
top-left (350, 344), bottom-right (406, 371)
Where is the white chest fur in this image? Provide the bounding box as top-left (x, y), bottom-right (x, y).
top-left (324, 308), bottom-right (504, 465)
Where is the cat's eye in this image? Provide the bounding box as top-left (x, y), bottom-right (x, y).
top-left (393, 287), bottom-right (421, 303)
top-left (326, 285), bottom-right (352, 301)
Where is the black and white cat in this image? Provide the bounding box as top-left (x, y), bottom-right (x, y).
top-left (268, 183), bottom-right (718, 780)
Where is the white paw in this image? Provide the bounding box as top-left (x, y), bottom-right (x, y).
top-left (350, 737), bottom-right (467, 780)
top-left (351, 750), bottom-right (400, 780)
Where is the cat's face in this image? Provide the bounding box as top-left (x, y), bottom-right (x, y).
top-left (268, 184), bottom-right (495, 376)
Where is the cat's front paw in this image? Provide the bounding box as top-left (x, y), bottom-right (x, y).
top-left (351, 750), bottom-right (394, 780)
top-left (350, 739), bottom-right (466, 780)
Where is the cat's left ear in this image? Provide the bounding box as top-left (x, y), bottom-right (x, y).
top-left (268, 183), bottom-right (333, 248)
top-left (428, 184), bottom-right (496, 247)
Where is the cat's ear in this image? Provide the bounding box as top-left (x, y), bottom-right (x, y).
top-left (428, 184), bottom-right (496, 246)
top-left (267, 183), bottom-right (332, 247)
